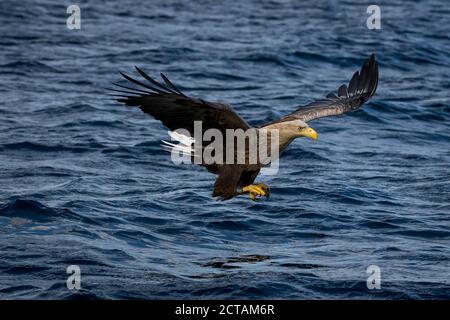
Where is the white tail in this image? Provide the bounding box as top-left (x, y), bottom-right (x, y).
top-left (161, 130), bottom-right (196, 157)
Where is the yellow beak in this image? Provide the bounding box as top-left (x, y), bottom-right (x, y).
top-left (299, 127), bottom-right (318, 140)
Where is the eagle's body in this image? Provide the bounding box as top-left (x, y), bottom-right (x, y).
top-left (111, 54), bottom-right (378, 200)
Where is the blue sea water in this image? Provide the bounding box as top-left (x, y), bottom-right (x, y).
top-left (0, 0), bottom-right (449, 299)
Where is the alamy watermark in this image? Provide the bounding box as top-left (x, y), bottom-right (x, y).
top-left (66, 265), bottom-right (81, 290)
top-left (162, 121), bottom-right (281, 175)
top-left (66, 5), bottom-right (81, 30)
top-left (367, 5), bottom-right (381, 30)
top-left (366, 265), bottom-right (381, 290)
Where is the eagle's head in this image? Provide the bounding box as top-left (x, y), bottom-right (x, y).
top-left (282, 119), bottom-right (318, 140)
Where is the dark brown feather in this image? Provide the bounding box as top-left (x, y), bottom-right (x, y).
top-left (213, 166), bottom-right (244, 200)
top-left (114, 70), bottom-right (250, 135)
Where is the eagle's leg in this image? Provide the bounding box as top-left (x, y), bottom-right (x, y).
top-left (242, 183), bottom-right (270, 200)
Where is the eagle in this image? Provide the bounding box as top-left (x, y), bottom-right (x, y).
top-left (110, 54), bottom-right (378, 201)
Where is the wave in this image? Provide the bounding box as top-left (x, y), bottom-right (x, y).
top-left (0, 199), bottom-right (99, 225)
top-left (232, 53), bottom-right (291, 67)
top-left (0, 60), bottom-right (59, 74)
top-left (0, 199), bottom-right (61, 222)
top-left (0, 141), bottom-right (92, 153)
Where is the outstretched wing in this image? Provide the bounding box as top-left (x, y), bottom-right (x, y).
top-left (110, 68), bottom-right (250, 135)
top-left (268, 54), bottom-right (378, 124)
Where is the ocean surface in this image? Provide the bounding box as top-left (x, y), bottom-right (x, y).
top-left (0, 0), bottom-right (449, 299)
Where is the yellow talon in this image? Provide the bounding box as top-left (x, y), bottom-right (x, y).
top-left (242, 183), bottom-right (270, 200)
